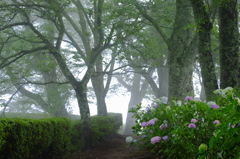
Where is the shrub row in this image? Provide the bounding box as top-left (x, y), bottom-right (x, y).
top-left (0, 117), bottom-right (71, 159)
top-left (0, 113), bottom-right (122, 158)
top-left (2, 112), bottom-right (80, 120)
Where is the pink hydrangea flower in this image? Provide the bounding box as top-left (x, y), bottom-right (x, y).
top-left (162, 136), bottom-right (168, 140)
top-left (147, 120), bottom-right (155, 125)
top-left (141, 122), bottom-right (148, 127)
top-left (210, 104), bottom-right (219, 109)
top-left (151, 136), bottom-right (161, 144)
top-left (188, 123), bottom-right (196, 128)
top-left (151, 103), bottom-right (158, 108)
top-left (185, 96), bottom-right (193, 101)
top-left (213, 120), bottom-right (220, 125)
top-left (160, 123), bottom-right (168, 130)
top-left (191, 119), bottom-right (198, 123)
top-left (146, 106), bottom-right (151, 111)
top-left (228, 123), bottom-right (235, 128)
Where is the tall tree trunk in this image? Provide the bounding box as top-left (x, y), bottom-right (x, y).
top-left (123, 92), bottom-right (143, 135)
top-left (91, 55), bottom-right (108, 116)
top-left (53, 49), bottom-right (94, 150)
top-left (43, 70), bottom-right (69, 117)
top-left (116, 68), bottom-right (149, 135)
top-left (75, 84), bottom-right (93, 150)
top-left (168, 0), bottom-right (195, 100)
top-left (219, 0), bottom-right (239, 88)
top-left (190, 0), bottom-right (218, 100)
top-left (135, 0), bottom-right (195, 100)
top-left (157, 66), bottom-right (169, 97)
top-left (123, 69), bottom-right (148, 134)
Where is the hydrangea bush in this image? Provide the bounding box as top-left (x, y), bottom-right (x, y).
top-left (129, 87), bottom-right (240, 159)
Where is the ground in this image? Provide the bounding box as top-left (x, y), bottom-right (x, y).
top-left (68, 135), bottom-right (159, 159)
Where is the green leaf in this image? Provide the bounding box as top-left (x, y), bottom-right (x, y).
top-left (209, 136), bottom-right (215, 149)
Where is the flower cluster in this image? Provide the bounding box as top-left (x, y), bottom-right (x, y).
top-left (160, 123), bottom-right (168, 130)
top-left (141, 118), bottom-right (158, 127)
top-left (151, 135), bottom-right (168, 144)
top-left (129, 87), bottom-right (240, 158)
top-left (188, 118), bottom-right (197, 128)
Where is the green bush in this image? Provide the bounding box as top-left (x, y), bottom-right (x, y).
top-left (2, 112), bottom-right (52, 119)
top-left (0, 117), bottom-right (71, 159)
top-left (2, 112), bottom-right (80, 120)
top-left (70, 113), bottom-right (122, 152)
top-left (130, 87), bottom-right (240, 159)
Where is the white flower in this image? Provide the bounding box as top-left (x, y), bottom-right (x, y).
top-left (235, 97), bottom-right (240, 105)
top-left (160, 96), bottom-right (168, 104)
top-left (155, 98), bottom-right (160, 103)
top-left (165, 106), bottom-right (171, 111)
top-left (125, 136), bottom-right (133, 143)
top-left (176, 100), bottom-right (182, 106)
top-left (221, 87), bottom-right (233, 98)
top-left (132, 139), bottom-right (137, 143)
top-left (213, 89), bottom-right (222, 95)
top-left (207, 101), bottom-right (216, 106)
top-left (194, 97), bottom-right (201, 102)
top-left (224, 87), bottom-right (233, 92)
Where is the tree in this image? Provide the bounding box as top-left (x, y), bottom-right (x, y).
top-left (190, 0), bottom-right (218, 100)
top-left (0, 0), bottom-right (121, 150)
top-left (0, 10), bottom-right (70, 117)
top-left (218, 0), bottom-right (239, 88)
top-left (134, 0), bottom-right (197, 100)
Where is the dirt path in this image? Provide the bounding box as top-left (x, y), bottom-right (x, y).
top-left (68, 135), bottom-right (158, 159)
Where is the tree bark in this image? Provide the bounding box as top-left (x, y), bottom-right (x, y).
top-left (75, 84), bottom-right (93, 150)
top-left (124, 71), bottom-right (148, 135)
top-left (43, 70), bottom-right (69, 117)
top-left (91, 55), bottom-right (108, 116)
top-left (219, 0), bottom-right (239, 88)
top-left (190, 0), bottom-right (218, 100)
top-left (168, 0), bottom-right (195, 100)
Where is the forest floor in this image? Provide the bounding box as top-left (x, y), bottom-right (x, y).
top-left (68, 134), bottom-right (160, 159)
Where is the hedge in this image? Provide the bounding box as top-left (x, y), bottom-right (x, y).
top-left (0, 117), bottom-right (71, 159)
top-left (0, 113), bottom-right (123, 158)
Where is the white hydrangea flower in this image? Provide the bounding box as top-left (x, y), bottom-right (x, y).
top-left (213, 89), bottom-right (222, 95)
top-left (207, 101), bottom-right (216, 106)
top-left (173, 100), bottom-right (182, 106)
top-left (160, 96), bottom-right (168, 104)
top-left (155, 98), bottom-right (160, 103)
top-left (224, 87), bottom-right (233, 92)
top-left (235, 97), bottom-right (240, 105)
top-left (165, 106), bottom-right (171, 111)
top-left (221, 87), bottom-right (234, 98)
top-left (125, 136), bottom-right (133, 143)
top-left (176, 100), bottom-right (182, 106)
top-left (194, 97), bottom-right (201, 102)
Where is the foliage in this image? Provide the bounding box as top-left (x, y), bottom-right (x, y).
top-left (70, 113), bottom-right (122, 152)
top-left (129, 87), bottom-right (240, 159)
top-left (0, 117), bottom-right (71, 159)
top-left (2, 112), bottom-right (81, 120)
top-left (2, 112), bottom-right (52, 119)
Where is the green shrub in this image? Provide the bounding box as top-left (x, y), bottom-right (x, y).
top-left (3, 112), bottom-right (52, 119)
top-left (2, 112), bottom-right (80, 120)
top-left (70, 113), bottom-right (122, 152)
top-left (0, 117), bottom-right (71, 159)
top-left (130, 87), bottom-right (240, 159)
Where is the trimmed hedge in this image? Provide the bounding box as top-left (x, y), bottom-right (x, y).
top-left (0, 113), bottom-right (123, 158)
top-left (3, 112), bottom-right (80, 120)
top-left (0, 117), bottom-right (71, 159)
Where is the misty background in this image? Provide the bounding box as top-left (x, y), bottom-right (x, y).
top-left (0, 0), bottom-right (238, 139)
